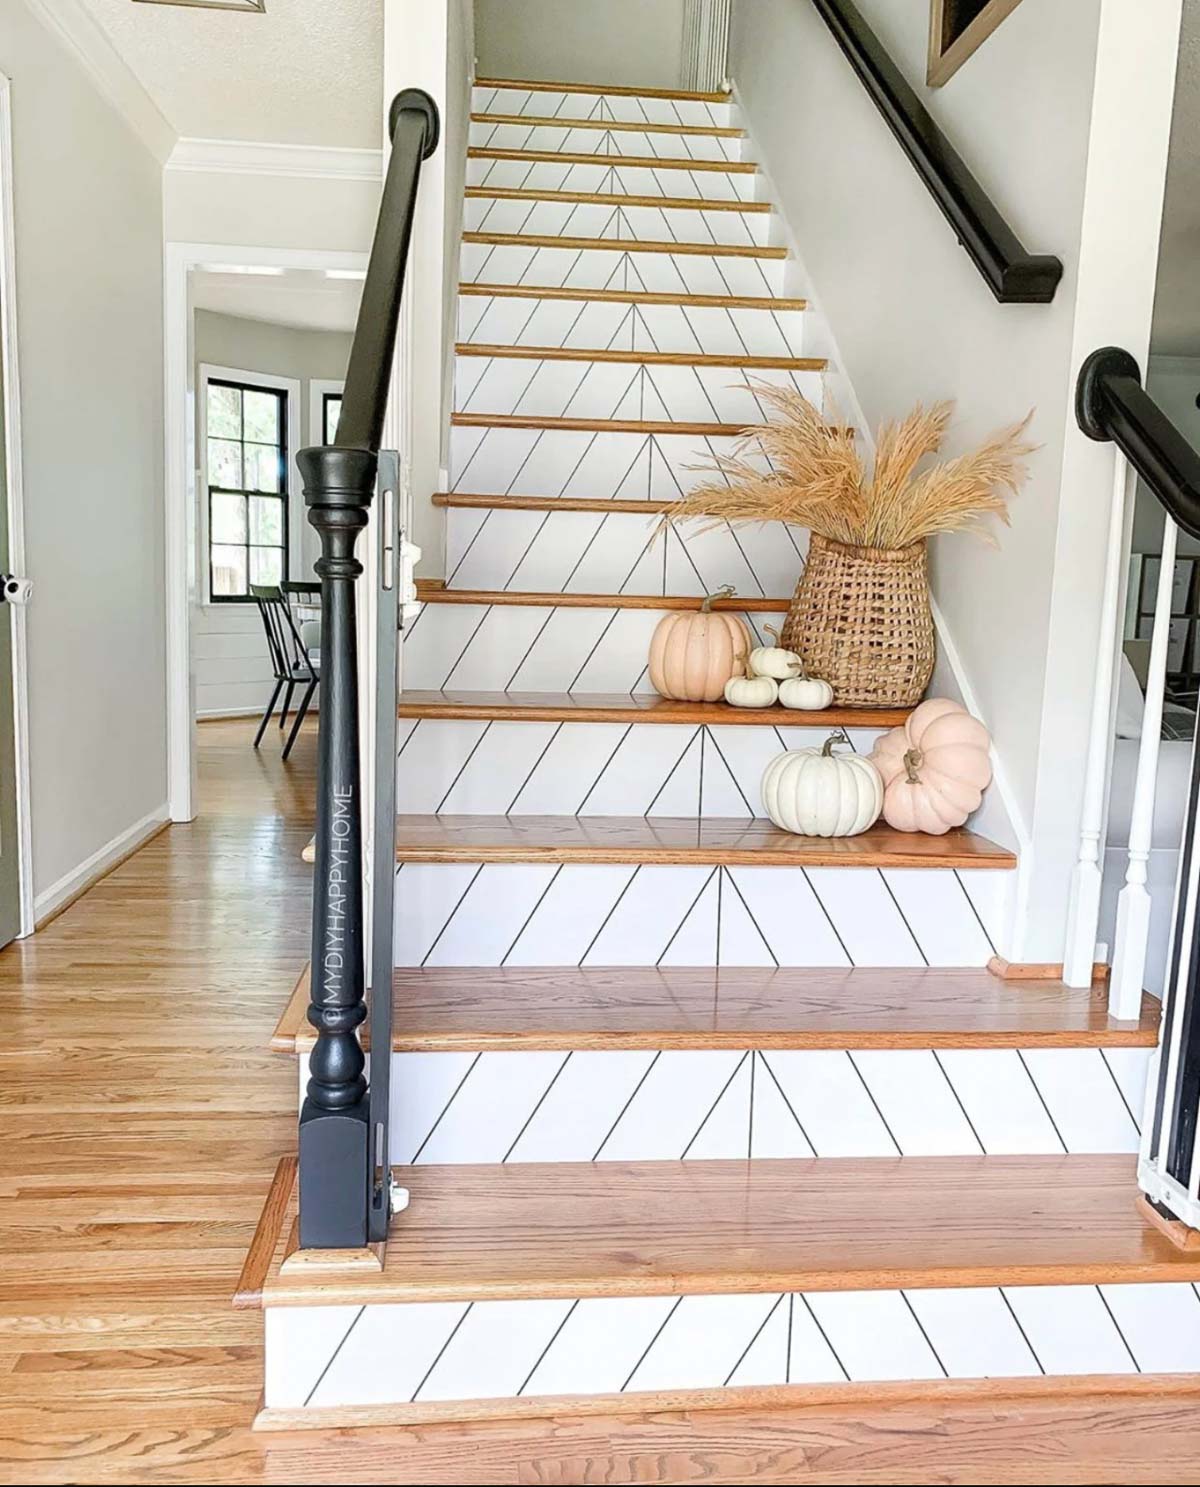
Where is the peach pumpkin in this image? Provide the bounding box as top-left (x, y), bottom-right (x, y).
top-left (648, 587), bottom-right (751, 703)
top-left (870, 698), bottom-right (992, 834)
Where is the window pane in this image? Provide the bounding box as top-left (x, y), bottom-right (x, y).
top-left (211, 491), bottom-right (248, 544)
top-left (207, 384), bottom-right (241, 439)
top-left (243, 389), bottom-right (280, 444)
top-left (250, 546), bottom-right (284, 586)
top-left (249, 494), bottom-right (284, 546)
top-left (212, 545), bottom-right (248, 597)
top-left (208, 438), bottom-right (243, 489)
top-left (324, 396), bottom-right (342, 444)
top-left (245, 442), bottom-right (281, 493)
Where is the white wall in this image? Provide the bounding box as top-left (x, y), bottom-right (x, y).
top-left (3, 1), bottom-right (168, 916)
top-left (474, 0), bottom-right (686, 89)
top-left (729, 0), bottom-right (1180, 957)
top-left (192, 310), bottom-right (352, 718)
top-left (165, 167), bottom-right (380, 256)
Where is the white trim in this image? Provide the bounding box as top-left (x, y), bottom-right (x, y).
top-left (33, 805), bottom-right (168, 925)
top-left (164, 243), bottom-right (369, 821)
top-left (197, 361), bottom-right (303, 601)
top-left (309, 378), bottom-right (345, 447)
top-left (167, 138), bottom-right (384, 182)
top-left (0, 77), bottom-right (34, 938)
top-left (22, 0), bottom-right (175, 164)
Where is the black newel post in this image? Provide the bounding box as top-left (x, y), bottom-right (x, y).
top-left (297, 444), bottom-right (377, 1249)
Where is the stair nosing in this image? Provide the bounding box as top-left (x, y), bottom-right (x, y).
top-left (458, 283), bottom-right (807, 310)
top-left (454, 344), bottom-right (825, 371)
top-left (463, 231), bottom-right (783, 259)
top-left (414, 581), bottom-right (791, 611)
top-left (396, 689), bottom-right (907, 728)
top-left (471, 111), bottom-right (745, 139)
top-left (449, 413), bottom-right (756, 436)
top-left (465, 187), bottom-right (772, 213)
top-left (469, 147), bottom-right (756, 173)
top-left (474, 76), bottom-right (733, 104)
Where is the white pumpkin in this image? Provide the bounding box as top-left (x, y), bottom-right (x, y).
top-left (778, 672), bottom-right (834, 711)
top-left (747, 625), bottom-right (804, 681)
top-left (725, 674), bottom-right (779, 709)
top-left (761, 731), bottom-right (883, 837)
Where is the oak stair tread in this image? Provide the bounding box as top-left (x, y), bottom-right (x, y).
top-left (449, 413), bottom-right (757, 436)
top-left (471, 112), bottom-right (745, 138)
top-left (469, 148), bottom-right (755, 173)
top-left (391, 814), bottom-right (1016, 869)
top-left (272, 965), bottom-right (1158, 1055)
top-left (475, 76), bottom-right (733, 104)
top-left (463, 231), bottom-right (784, 259)
top-left (465, 186), bottom-right (773, 213)
top-left (396, 689), bottom-right (910, 728)
top-left (414, 581), bottom-right (790, 611)
top-left (455, 344), bottom-right (826, 370)
top-left (459, 283), bottom-right (807, 310)
top-left (259, 1154), bottom-right (1199, 1307)
top-left (433, 492), bottom-right (680, 514)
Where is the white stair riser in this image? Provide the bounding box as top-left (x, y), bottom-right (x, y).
top-left (458, 294), bottom-right (808, 359)
top-left (467, 156), bottom-right (759, 202)
top-left (461, 241), bottom-right (785, 299)
top-left (443, 506), bottom-right (806, 596)
top-left (391, 863), bottom-right (1009, 969)
top-left (266, 1273), bottom-right (1193, 1411)
top-left (465, 195), bottom-right (774, 247)
top-left (472, 85), bottom-right (739, 132)
top-left (454, 359), bottom-right (822, 425)
top-left (469, 120), bottom-right (748, 165)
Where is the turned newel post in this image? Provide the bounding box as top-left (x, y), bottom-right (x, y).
top-left (297, 443), bottom-right (377, 1249)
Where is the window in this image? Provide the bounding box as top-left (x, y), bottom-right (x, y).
top-left (322, 392), bottom-right (343, 445)
top-left (927, 0), bottom-right (1024, 87)
top-left (206, 379), bottom-right (288, 601)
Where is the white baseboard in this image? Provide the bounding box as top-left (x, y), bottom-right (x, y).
top-left (33, 805), bottom-right (169, 928)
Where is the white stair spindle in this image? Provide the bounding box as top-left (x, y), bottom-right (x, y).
top-left (1064, 451), bottom-right (1131, 987)
top-left (1109, 519), bottom-right (1177, 1019)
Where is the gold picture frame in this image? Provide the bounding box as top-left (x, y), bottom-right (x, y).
top-left (927, 0), bottom-right (1025, 88)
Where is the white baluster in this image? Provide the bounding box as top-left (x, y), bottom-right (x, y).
top-left (1110, 519), bottom-right (1177, 1019)
top-left (1064, 451), bottom-right (1131, 986)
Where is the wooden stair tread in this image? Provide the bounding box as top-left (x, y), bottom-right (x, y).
top-left (450, 413), bottom-right (755, 436)
top-left (463, 231), bottom-right (784, 259)
top-left (459, 284), bottom-right (807, 310)
top-left (434, 493), bottom-right (679, 514)
top-left (465, 186), bottom-right (772, 213)
top-left (392, 814), bottom-right (1016, 869)
top-left (469, 147), bottom-right (756, 173)
top-left (475, 77), bottom-right (733, 104)
top-left (260, 1154), bottom-right (1199, 1307)
top-left (455, 344), bottom-right (825, 370)
top-left (397, 689), bottom-right (909, 727)
top-left (273, 966), bottom-right (1158, 1055)
top-left (414, 581), bottom-right (790, 611)
top-left (471, 112), bottom-right (745, 138)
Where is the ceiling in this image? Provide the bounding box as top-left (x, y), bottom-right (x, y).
top-left (1153, 0), bottom-right (1200, 357)
top-left (192, 268), bottom-right (363, 333)
top-left (77, 0), bottom-right (383, 147)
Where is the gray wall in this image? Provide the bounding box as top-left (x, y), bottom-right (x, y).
top-left (474, 0), bottom-right (686, 89)
top-left (4, 1), bottom-right (167, 912)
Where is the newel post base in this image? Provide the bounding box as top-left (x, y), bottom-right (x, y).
top-left (296, 444), bottom-right (377, 1250)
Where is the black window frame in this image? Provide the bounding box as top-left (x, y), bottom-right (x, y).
top-left (206, 376), bottom-right (290, 605)
top-left (322, 389), bottom-right (343, 446)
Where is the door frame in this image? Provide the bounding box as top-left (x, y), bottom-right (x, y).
top-left (163, 243), bottom-right (368, 820)
top-left (0, 74), bottom-right (34, 936)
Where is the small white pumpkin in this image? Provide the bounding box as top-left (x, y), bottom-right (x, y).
top-left (761, 730), bottom-right (883, 837)
top-left (747, 625), bottom-right (804, 682)
top-left (778, 669), bottom-right (834, 711)
top-left (725, 674), bottom-right (779, 709)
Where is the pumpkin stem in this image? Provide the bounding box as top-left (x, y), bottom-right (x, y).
top-left (700, 584), bottom-right (736, 613)
top-left (821, 727), bottom-right (852, 757)
top-left (903, 747), bottom-right (924, 784)
top-left (764, 624), bottom-right (780, 644)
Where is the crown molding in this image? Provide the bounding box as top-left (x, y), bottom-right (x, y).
top-left (167, 137), bottom-right (384, 182)
top-left (23, 0), bottom-right (176, 164)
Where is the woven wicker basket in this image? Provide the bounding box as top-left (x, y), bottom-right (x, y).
top-left (780, 534), bottom-right (935, 708)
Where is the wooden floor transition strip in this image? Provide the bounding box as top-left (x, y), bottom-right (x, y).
top-left (260, 1154), bottom-right (1198, 1307)
top-left (459, 283), bottom-right (807, 310)
top-left (396, 689), bottom-right (908, 728)
top-left (469, 147), bottom-right (756, 174)
top-left (455, 344), bottom-right (825, 370)
top-left (464, 186), bottom-right (773, 213)
top-left (475, 76), bottom-right (733, 104)
top-left (471, 112), bottom-right (745, 138)
top-left (392, 814), bottom-right (1015, 869)
top-left (413, 581), bottom-right (790, 611)
top-left (463, 231), bottom-right (784, 259)
top-left (272, 965), bottom-right (1157, 1056)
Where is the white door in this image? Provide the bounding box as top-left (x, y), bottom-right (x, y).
top-left (0, 313), bottom-right (21, 949)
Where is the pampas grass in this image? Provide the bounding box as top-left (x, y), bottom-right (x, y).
top-left (658, 383), bottom-right (1034, 551)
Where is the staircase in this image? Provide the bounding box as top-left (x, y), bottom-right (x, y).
top-left (247, 77), bottom-right (1200, 1430)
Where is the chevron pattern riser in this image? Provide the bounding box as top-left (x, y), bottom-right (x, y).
top-left (468, 121), bottom-right (746, 165)
top-left (462, 242), bottom-right (783, 299)
top-left (459, 296), bottom-right (807, 358)
top-left (465, 196), bottom-right (773, 247)
top-left (472, 86), bottom-right (738, 131)
top-left (265, 1277), bottom-right (1200, 1411)
top-left (391, 863), bottom-right (1007, 968)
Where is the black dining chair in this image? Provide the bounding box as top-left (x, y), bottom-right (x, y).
top-left (250, 584), bottom-right (320, 761)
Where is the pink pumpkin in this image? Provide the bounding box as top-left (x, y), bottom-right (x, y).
top-left (870, 698), bottom-right (992, 835)
top-left (648, 588), bottom-right (751, 702)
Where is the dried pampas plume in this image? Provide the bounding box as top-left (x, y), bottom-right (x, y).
top-left (657, 382), bottom-right (1035, 551)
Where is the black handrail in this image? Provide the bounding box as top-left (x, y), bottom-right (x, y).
top-left (1076, 347), bottom-right (1200, 541)
top-left (809, 0), bottom-right (1063, 305)
top-left (295, 88), bottom-right (439, 1250)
